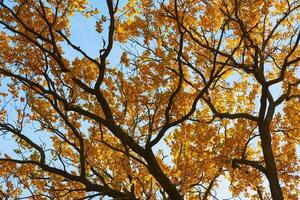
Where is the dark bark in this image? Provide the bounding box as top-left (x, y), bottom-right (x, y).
top-left (258, 125), bottom-right (283, 200)
top-left (258, 86), bottom-right (283, 200)
top-left (145, 151), bottom-right (183, 200)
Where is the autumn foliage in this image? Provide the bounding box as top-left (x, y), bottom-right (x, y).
top-left (0, 0), bottom-right (299, 199)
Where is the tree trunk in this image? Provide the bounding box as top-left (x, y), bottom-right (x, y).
top-left (145, 150), bottom-right (183, 200)
top-left (259, 125), bottom-right (284, 200)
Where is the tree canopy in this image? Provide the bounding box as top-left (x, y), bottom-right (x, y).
top-left (0, 0), bottom-right (299, 199)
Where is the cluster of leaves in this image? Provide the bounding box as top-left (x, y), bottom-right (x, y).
top-left (0, 0), bottom-right (299, 199)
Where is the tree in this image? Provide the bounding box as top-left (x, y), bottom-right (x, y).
top-left (0, 0), bottom-right (299, 199)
